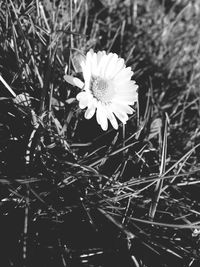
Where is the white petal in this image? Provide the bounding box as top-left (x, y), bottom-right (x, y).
top-left (73, 78), bottom-right (84, 88)
top-left (104, 53), bottom-right (119, 79)
top-left (64, 75), bottom-right (84, 88)
top-left (113, 94), bottom-right (137, 105)
top-left (114, 74), bottom-right (132, 84)
top-left (91, 52), bottom-right (98, 76)
top-left (76, 91), bottom-right (86, 101)
top-left (76, 92), bottom-right (89, 109)
top-left (96, 51), bottom-right (107, 76)
top-left (114, 111), bottom-right (128, 124)
top-left (87, 49), bottom-right (94, 56)
top-left (96, 103), bottom-right (108, 131)
top-left (97, 51), bottom-right (106, 66)
top-left (97, 54), bottom-right (108, 77)
top-left (117, 91), bottom-right (137, 99)
top-left (86, 49), bottom-right (94, 66)
top-left (82, 67), bottom-right (91, 85)
top-left (102, 53), bottom-right (115, 77)
top-left (117, 66), bottom-right (133, 78)
top-left (84, 105), bottom-right (96, 119)
top-left (109, 58), bottom-right (125, 79)
top-left (79, 102), bottom-right (88, 109)
top-left (115, 80), bottom-right (138, 92)
top-left (98, 53), bottom-right (115, 78)
top-left (110, 103), bottom-right (129, 124)
top-left (112, 99), bottom-right (134, 114)
top-left (105, 106), bottom-right (118, 130)
top-left (84, 97), bottom-right (97, 119)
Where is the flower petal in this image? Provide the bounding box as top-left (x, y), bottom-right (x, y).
top-left (115, 80), bottom-right (138, 94)
top-left (85, 105), bottom-right (96, 119)
top-left (91, 52), bottom-right (98, 76)
top-left (113, 94), bottom-right (137, 105)
top-left (84, 97), bottom-right (97, 119)
top-left (98, 53), bottom-right (114, 78)
top-left (76, 92), bottom-right (90, 109)
top-left (115, 67), bottom-right (133, 81)
top-left (113, 98), bottom-right (135, 113)
top-left (96, 51), bottom-right (106, 66)
top-left (110, 103), bottom-right (129, 124)
top-left (105, 106), bottom-right (118, 130)
top-left (104, 53), bottom-right (119, 79)
top-left (64, 75), bottom-right (84, 88)
top-left (102, 53), bottom-right (116, 78)
top-left (109, 58), bottom-right (125, 79)
top-left (96, 103), bottom-right (108, 131)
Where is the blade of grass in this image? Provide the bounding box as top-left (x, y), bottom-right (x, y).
top-left (98, 207), bottom-right (135, 239)
top-left (0, 74), bottom-right (16, 97)
top-left (149, 115), bottom-right (168, 220)
top-left (23, 185), bottom-right (29, 265)
top-left (130, 216), bottom-right (200, 229)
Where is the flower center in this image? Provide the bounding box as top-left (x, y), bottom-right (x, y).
top-left (90, 76), bottom-right (115, 103)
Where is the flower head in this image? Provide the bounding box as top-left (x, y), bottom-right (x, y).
top-left (14, 92), bottom-right (31, 107)
top-left (64, 50), bottom-right (138, 130)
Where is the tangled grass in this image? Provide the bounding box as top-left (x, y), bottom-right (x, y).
top-left (1, 0), bottom-right (200, 266)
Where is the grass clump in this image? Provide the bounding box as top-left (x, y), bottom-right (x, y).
top-left (1, 0), bottom-right (200, 266)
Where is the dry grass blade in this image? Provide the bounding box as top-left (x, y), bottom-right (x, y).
top-left (131, 216), bottom-right (200, 230)
top-left (149, 115), bottom-right (168, 220)
top-left (98, 208), bottom-right (135, 240)
top-left (0, 75), bottom-right (16, 97)
top-left (23, 186), bottom-right (29, 263)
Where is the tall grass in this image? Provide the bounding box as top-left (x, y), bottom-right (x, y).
top-left (1, 0), bottom-right (200, 266)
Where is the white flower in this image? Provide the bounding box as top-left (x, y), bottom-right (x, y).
top-left (64, 50), bottom-right (138, 131)
top-left (14, 93), bottom-right (31, 107)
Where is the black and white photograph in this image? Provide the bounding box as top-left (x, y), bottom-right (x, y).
top-left (0, 0), bottom-right (200, 266)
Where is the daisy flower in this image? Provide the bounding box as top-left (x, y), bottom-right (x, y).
top-left (64, 50), bottom-right (138, 131)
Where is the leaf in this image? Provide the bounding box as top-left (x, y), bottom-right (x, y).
top-left (148, 118), bottom-right (162, 140)
top-left (71, 49), bottom-right (86, 73)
